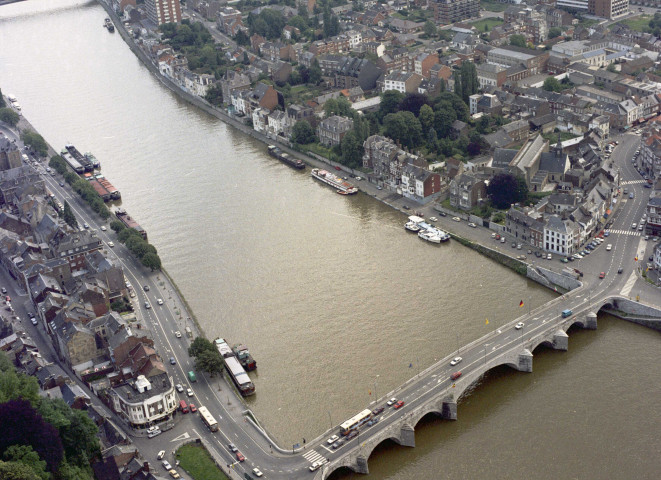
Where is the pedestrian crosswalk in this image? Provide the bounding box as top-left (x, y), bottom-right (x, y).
top-left (621, 180), bottom-right (646, 185)
top-left (607, 229), bottom-right (642, 236)
top-left (303, 449), bottom-right (328, 465)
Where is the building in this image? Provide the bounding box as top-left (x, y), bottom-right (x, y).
top-left (476, 63), bottom-right (508, 89)
top-left (432, 0), bottom-right (479, 25)
top-left (486, 46), bottom-right (549, 75)
top-left (401, 164), bottom-right (441, 203)
top-left (144, 0), bottom-right (182, 26)
top-left (383, 71), bottom-right (423, 93)
top-left (317, 115), bottom-right (354, 147)
top-left (640, 124), bottom-right (661, 180)
top-left (646, 197), bottom-right (661, 236)
top-left (449, 173), bottom-right (486, 210)
top-left (108, 373), bottom-right (177, 427)
top-left (588, 0), bottom-right (629, 19)
top-left (544, 215), bottom-right (576, 255)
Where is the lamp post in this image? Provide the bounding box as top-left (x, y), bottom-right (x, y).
top-left (374, 375), bottom-right (379, 404)
top-left (327, 410), bottom-right (332, 431)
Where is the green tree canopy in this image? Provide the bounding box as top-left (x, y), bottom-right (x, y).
top-left (418, 104), bottom-right (434, 133)
top-left (509, 34), bottom-right (526, 48)
top-left (195, 349), bottom-right (224, 376)
top-left (204, 83), bottom-right (223, 106)
top-left (487, 173), bottom-right (528, 209)
top-left (542, 76), bottom-right (563, 92)
top-left (423, 20), bottom-right (437, 38)
top-left (339, 131), bottom-right (363, 168)
top-left (384, 111), bottom-right (423, 150)
top-left (62, 201), bottom-right (78, 229)
top-left (548, 27), bottom-right (562, 39)
top-left (0, 88), bottom-right (5, 108)
top-left (0, 354), bottom-right (40, 405)
top-left (324, 97), bottom-right (354, 118)
top-left (2, 444), bottom-right (49, 480)
top-left (141, 252), bottom-right (162, 271)
top-left (0, 108), bottom-right (19, 127)
top-left (0, 460), bottom-right (42, 480)
top-left (399, 93), bottom-right (431, 117)
top-left (379, 90), bottom-right (404, 120)
top-left (248, 9), bottom-right (287, 40)
top-left (188, 337), bottom-right (216, 359)
top-left (291, 120), bottom-right (315, 144)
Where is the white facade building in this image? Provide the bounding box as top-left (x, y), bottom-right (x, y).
top-left (109, 374), bottom-right (177, 426)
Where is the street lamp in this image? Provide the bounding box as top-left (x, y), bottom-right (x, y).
top-left (374, 374), bottom-right (379, 403)
top-left (327, 410), bottom-right (332, 431)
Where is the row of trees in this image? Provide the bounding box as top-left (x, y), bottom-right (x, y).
top-left (0, 352), bottom-right (100, 480)
top-left (110, 220), bottom-right (162, 271)
top-left (21, 131), bottom-right (48, 157)
top-left (160, 21), bottom-right (229, 78)
top-left (0, 108), bottom-right (19, 127)
top-left (49, 155), bottom-right (111, 220)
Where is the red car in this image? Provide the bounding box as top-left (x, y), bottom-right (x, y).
top-left (334, 166), bottom-right (342, 171)
top-left (450, 371), bottom-right (462, 380)
top-left (599, 272), bottom-right (605, 279)
top-left (236, 452), bottom-right (245, 462)
top-left (189, 403), bottom-right (197, 413)
top-left (393, 400), bottom-right (405, 409)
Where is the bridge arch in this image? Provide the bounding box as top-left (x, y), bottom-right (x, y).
top-left (362, 435), bottom-right (405, 463)
top-left (410, 406), bottom-right (443, 429)
top-left (530, 338), bottom-right (555, 352)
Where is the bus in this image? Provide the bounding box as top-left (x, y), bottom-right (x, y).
top-left (198, 406), bottom-right (218, 432)
top-left (340, 409), bottom-right (372, 436)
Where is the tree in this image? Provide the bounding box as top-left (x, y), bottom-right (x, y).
top-left (433, 106), bottom-right (457, 138)
top-left (607, 63), bottom-right (617, 73)
top-left (418, 104), bottom-right (434, 133)
top-left (487, 173), bottom-right (528, 209)
top-left (308, 59), bottom-right (322, 85)
top-left (188, 337), bottom-right (216, 359)
top-left (0, 399), bottom-right (64, 473)
top-left (509, 34), bottom-right (527, 48)
top-left (234, 29), bottom-right (250, 46)
top-left (195, 349), bottom-right (224, 376)
top-left (204, 83), bottom-right (223, 106)
top-left (548, 27), bottom-right (562, 39)
top-left (21, 131), bottom-right (48, 157)
top-left (141, 252), bottom-right (162, 271)
top-left (384, 111), bottom-right (423, 149)
top-left (340, 131), bottom-right (363, 168)
top-left (378, 90), bottom-right (404, 120)
top-left (0, 460), bottom-right (41, 480)
top-left (0, 108), bottom-right (19, 127)
top-left (324, 97), bottom-right (353, 118)
top-left (2, 445), bottom-right (48, 480)
top-left (0, 354), bottom-right (40, 405)
top-left (62, 201), bottom-right (78, 229)
top-left (109, 220), bottom-right (125, 233)
top-left (0, 89), bottom-right (5, 108)
top-left (453, 74), bottom-right (463, 104)
top-left (460, 61), bottom-right (478, 103)
top-left (291, 120), bottom-right (315, 144)
top-left (423, 20), bottom-right (437, 38)
top-left (399, 93), bottom-right (431, 117)
top-left (543, 76), bottom-right (563, 92)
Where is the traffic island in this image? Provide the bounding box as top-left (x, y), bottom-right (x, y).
top-left (176, 442), bottom-right (230, 480)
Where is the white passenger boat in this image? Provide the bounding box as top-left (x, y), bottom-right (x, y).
top-left (418, 230), bottom-right (441, 243)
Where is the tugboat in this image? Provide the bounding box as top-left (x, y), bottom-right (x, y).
top-left (104, 18), bottom-right (115, 32)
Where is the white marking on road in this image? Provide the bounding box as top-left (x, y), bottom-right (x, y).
top-left (170, 432), bottom-right (190, 442)
top-left (620, 271), bottom-right (638, 297)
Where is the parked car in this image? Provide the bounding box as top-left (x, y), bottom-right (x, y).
top-left (547, 253), bottom-right (552, 260)
top-left (168, 470), bottom-right (180, 479)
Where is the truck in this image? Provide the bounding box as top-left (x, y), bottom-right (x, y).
top-left (561, 309), bottom-right (573, 318)
top-left (188, 371), bottom-right (196, 382)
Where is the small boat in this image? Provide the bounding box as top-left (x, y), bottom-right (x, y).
top-left (405, 221), bottom-right (421, 233)
top-left (104, 18), bottom-right (115, 32)
top-left (418, 230), bottom-right (441, 243)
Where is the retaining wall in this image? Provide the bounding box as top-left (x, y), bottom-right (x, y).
top-left (527, 266), bottom-right (581, 292)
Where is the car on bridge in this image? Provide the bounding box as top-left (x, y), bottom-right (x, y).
top-left (332, 438), bottom-right (345, 449)
top-left (372, 406), bottom-right (384, 415)
top-left (450, 356), bottom-right (462, 366)
top-left (387, 398), bottom-right (397, 406)
top-left (327, 435), bottom-right (339, 445)
top-left (393, 400), bottom-right (405, 409)
top-left (515, 322), bottom-right (524, 330)
top-left (450, 372), bottom-right (462, 381)
top-left (346, 430), bottom-right (359, 440)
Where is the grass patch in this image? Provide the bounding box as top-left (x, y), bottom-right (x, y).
top-left (176, 443), bottom-right (229, 480)
top-left (542, 131), bottom-right (580, 143)
top-left (296, 142), bottom-right (336, 160)
top-left (480, 0), bottom-right (508, 12)
top-left (609, 15), bottom-right (652, 32)
top-left (469, 17), bottom-right (503, 32)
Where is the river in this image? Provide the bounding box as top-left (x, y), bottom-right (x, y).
top-left (1, 2), bottom-right (660, 479)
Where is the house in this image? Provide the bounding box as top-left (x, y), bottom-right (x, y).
top-left (383, 71), bottom-right (423, 93)
top-left (449, 173), bottom-right (486, 211)
top-left (505, 206), bottom-right (545, 248)
top-left (317, 115), bottom-right (354, 147)
top-left (412, 52), bottom-right (439, 79)
top-left (544, 215), bottom-right (577, 256)
top-left (266, 110), bottom-right (288, 140)
top-left (108, 373), bottom-right (177, 427)
top-left (401, 164), bottom-right (441, 203)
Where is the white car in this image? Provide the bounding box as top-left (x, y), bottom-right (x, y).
top-left (187, 388), bottom-right (194, 397)
top-left (606, 244), bottom-right (612, 251)
top-left (144, 301), bottom-right (151, 309)
top-left (468, 222), bottom-right (477, 228)
top-left (547, 253), bottom-right (552, 260)
top-left (450, 356), bottom-right (462, 366)
top-left (252, 468), bottom-right (264, 477)
top-left (175, 331), bottom-right (182, 338)
top-left (162, 460), bottom-right (172, 470)
top-left (31, 317), bottom-right (38, 326)
top-left (515, 322), bottom-right (524, 330)
top-left (100, 225), bottom-right (107, 231)
top-left (452, 216), bottom-right (461, 222)
top-left (157, 450), bottom-right (166, 460)
top-left (157, 298), bottom-right (164, 305)
top-left (175, 384), bottom-right (184, 393)
top-left (387, 397), bottom-right (397, 406)
top-left (327, 435), bottom-right (339, 445)
top-left (148, 429), bottom-right (162, 438)
top-left (309, 462), bottom-right (322, 472)
top-left (108, 241), bottom-right (114, 248)
top-left (429, 217), bottom-right (438, 222)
